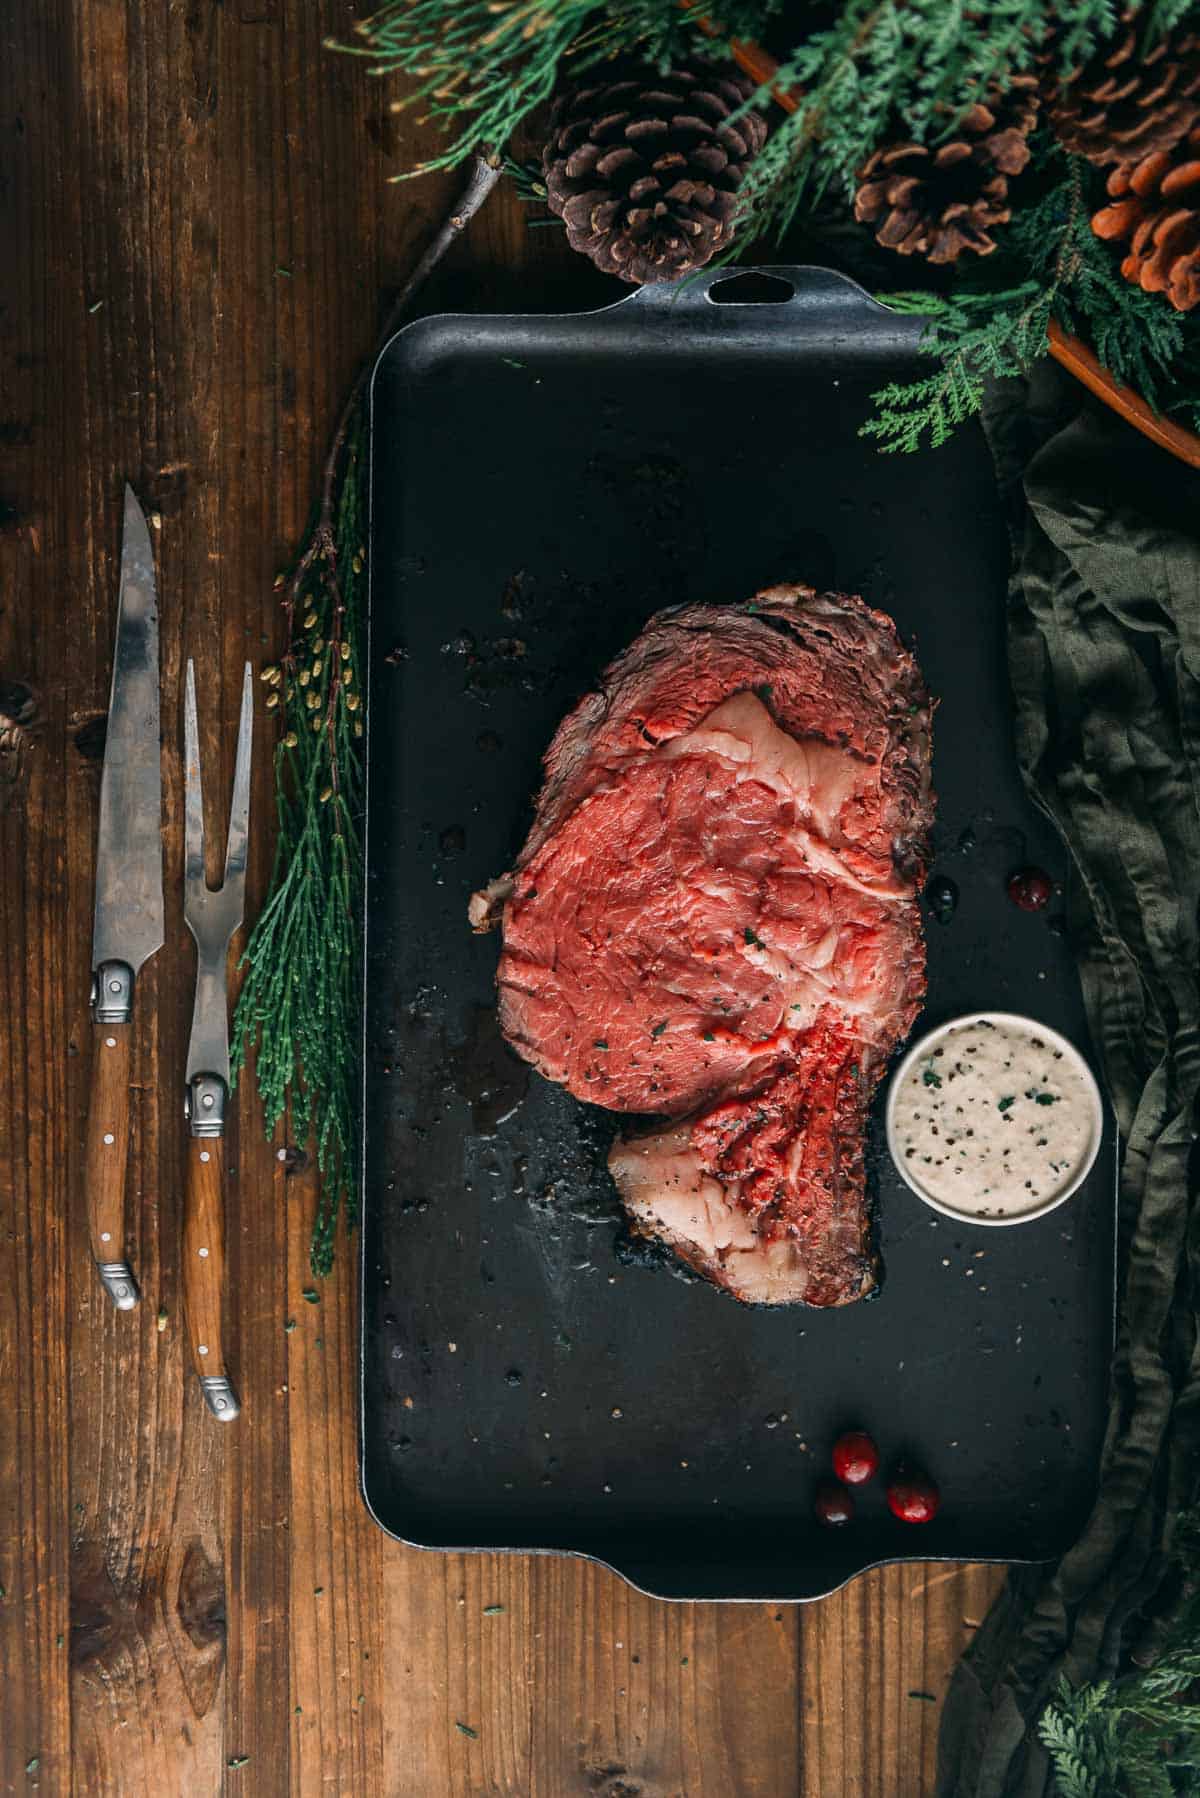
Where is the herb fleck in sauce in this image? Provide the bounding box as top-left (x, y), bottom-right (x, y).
top-left (893, 1019), bottom-right (1097, 1218)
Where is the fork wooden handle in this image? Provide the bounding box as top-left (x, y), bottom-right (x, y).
top-left (85, 1019), bottom-right (139, 1309)
top-left (183, 1134), bottom-right (239, 1420)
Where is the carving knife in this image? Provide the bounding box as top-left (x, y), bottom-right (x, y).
top-left (87, 486), bottom-right (164, 1310)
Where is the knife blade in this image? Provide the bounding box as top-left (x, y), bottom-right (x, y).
top-left (93, 486), bottom-right (165, 976)
top-left (86, 485), bottom-right (164, 1309)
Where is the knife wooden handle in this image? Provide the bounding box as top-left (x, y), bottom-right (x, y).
top-left (85, 1018), bottom-right (139, 1309)
top-left (183, 1134), bottom-right (239, 1420)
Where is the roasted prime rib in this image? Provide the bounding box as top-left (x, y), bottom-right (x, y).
top-left (470, 585), bottom-right (934, 1306)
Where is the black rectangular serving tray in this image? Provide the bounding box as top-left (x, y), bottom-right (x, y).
top-left (362, 266), bottom-right (1116, 1601)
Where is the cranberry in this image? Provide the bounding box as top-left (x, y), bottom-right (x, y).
top-left (831, 1430), bottom-right (880, 1485)
top-left (886, 1470), bottom-right (941, 1524)
top-left (814, 1480), bottom-right (855, 1527)
top-left (1007, 866), bottom-right (1053, 912)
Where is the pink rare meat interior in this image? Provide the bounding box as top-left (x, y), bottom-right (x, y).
top-left (470, 584), bottom-right (934, 1307)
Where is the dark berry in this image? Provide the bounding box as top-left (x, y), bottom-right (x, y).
top-left (831, 1430), bottom-right (880, 1486)
top-left (925, 875), bottom-right (958, 925)
top-left (814, 1480), bottom-right (855, 1527)
top-left (886, 1471), bottom-right (941, 1524)
top-left (1007, 866), bottom-right (1053, 912)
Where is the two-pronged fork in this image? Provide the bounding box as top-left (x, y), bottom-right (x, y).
top-left (182, 659), bottom-right (252, 1421)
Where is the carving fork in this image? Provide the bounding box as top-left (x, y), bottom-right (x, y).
top-left (182, 659), bottom-right (252, 1421)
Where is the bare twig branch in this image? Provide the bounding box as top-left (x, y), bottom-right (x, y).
top-left (292, 150), bottom-right (503, 596)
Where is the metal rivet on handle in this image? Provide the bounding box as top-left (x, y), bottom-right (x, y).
top-left (104, 1133), bottom-right (114, 1145)
top-left (100, 1232), bottom-right (111, 1243)
top-left (199, 1344), bottom-right (209, 1356)
top-left (200, 1151), bottom-right (210, 1163)
top-left (106, 1037), bottom-right (116, 1048)
top-left (198, 1246), bottom-right (209, 1257)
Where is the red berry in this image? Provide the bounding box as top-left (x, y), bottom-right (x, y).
top-left (831, 1430), bottom-right (880, 1485)
top-left (814, 1480), bottom-right (855, 1527)
top-left (1007, 866), bottom-right (1053, 912)
top-left (886, 1471), bottom-right (941, 1524)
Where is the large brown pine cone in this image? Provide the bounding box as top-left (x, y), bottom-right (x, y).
top-left (1092, 126), bottom-right (1200, 311)
top-left (1046, 10), bottom-right (1200, 166)
top-left (542, 59), bottom-right (768, 285)
top-left (853, 79), bottom-right (1040, 264)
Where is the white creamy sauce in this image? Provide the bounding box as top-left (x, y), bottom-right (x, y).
top-left (892, 1019), bottom-right (1096, 1219)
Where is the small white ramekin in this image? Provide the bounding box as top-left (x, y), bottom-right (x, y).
top-left (885, 1010), bottom-right (1104, 1227)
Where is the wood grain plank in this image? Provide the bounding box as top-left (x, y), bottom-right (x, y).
top-left (61, 1), bottom-right (231, 1791)
top-left (222, 1070), bottom-right (293, 1793)
top-left (799, 1561), bottom-right (1007, 1797)
top-left (205, 0), bottom-right (299, 1783)
top-left (381, 1549), bottom-right (536, 1797)
top-left (286, 1199), bottom-right (386, 1798)
top-left (0, 0), bottom-right (75, 1781)
top-left (529, 1562), bottom-right (802, 1798)
top-left (229, 8), bottom-right (398, 1796)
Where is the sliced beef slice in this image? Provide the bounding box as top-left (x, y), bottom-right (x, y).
top-left (470, 584), bottom-right (933, 1306)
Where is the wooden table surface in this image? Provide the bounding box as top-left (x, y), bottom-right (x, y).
top-left (0, 5), bottom-right (1007, 1792)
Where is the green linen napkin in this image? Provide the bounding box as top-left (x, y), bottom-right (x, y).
top-left (937, 365), bottom-right (1200, 1796)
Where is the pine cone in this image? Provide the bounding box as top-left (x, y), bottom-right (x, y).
top-left (853, 79), bottom-right (1039, 264)
top-left (1046, 11), bottom-right (1200, 167)
top-left (542, 59), bottom-right (768, 285)
top-left (1092, 126), bottom-right (1200, 311)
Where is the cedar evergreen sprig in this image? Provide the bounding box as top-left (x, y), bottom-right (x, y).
top-left (331, 0), bottom-right (766, 177)
top-left (861, 142), bottom-right (1200, 453)
top-left (503, 154), bottom-right (566, 226)
top-left (336, 1), bottom-right (1193, 221)
top-left (1038, 1510), bottom-right (1200, 1796)
top-left (335, 2), bottom-right (1199, 457)
top-left (231, 418), bottom-right (367, 1276)
top-left (504, 155), bottom-right (550, 205)
top-left (727, 0), bottom-right (1195, 238)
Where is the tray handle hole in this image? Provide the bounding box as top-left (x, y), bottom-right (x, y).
top-left (707, 272), bottom-right (796, 306)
